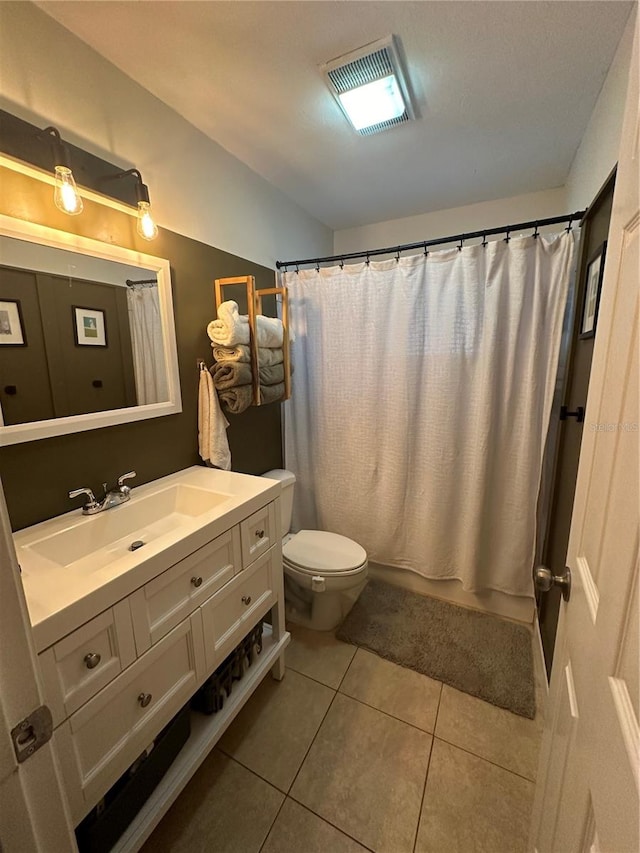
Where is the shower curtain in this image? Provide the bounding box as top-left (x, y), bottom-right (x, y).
top-left (281, 232), bottom-right (575, 597)
top-left (126, 283), bottom-right (168, 405)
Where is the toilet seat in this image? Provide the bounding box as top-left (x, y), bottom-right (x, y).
top-left (283, 530), bottom-right (367, 576)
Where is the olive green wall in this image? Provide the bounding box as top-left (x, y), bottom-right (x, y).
top-left (0, 168), bottom-right (283, 530)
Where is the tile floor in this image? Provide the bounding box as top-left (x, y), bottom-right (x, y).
top-left (143, 625), bottom-right (546, 853)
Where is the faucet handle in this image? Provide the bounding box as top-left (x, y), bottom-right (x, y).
top-left (69, 487), bottom-right (99, 509)
top-left (117, 471), bottom-right (137, 488)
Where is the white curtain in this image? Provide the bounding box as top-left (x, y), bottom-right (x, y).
top-left (282, 232), bottom-right (575, 597)
top-left (126, 284), bottom-right (169, 405)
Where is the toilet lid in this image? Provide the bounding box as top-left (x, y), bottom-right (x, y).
top-left (283, 530), bottom-right (367, 574)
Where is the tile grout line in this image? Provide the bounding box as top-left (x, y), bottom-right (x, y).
top-left (336, 684), bottom-right (442, 736)
top-left (257, 793), bottom-right (288, 853)
top-left (285, 685), bottom-right (340, 795)
top-left (411, 682), bottom-right (443, 853)
top-left (431, 734), bottom-right (538, 784)
top-left (285, 793), bottom-right (376, 852)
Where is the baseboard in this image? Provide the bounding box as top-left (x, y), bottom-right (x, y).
top-left (368, 563), bottom-right (536, 624)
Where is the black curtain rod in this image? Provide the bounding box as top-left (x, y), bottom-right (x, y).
top-left (126, 278), bottom-right (157, 286)
top-left (276, 210), bottom-right (587, 270)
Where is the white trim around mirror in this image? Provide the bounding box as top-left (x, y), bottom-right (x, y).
top-left (0, 214), bottom-right (182, 446)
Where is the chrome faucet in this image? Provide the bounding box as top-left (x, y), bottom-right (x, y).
top-left (69, 471), bottom-right (137, 515)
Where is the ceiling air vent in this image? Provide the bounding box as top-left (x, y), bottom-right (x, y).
top-left (321, 35), bottom-right (415, 136)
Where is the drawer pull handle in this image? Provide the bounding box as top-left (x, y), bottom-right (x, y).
top-left (191, 576), bottom-right (203, 588)
top-left (138, 692), bottom-right (152, 708)
top-left (256, 529), bottom-right (265, 539)
top-left (242, 595), bottom-right (252, 605)
top-left (84, 652), bottom-right (101, 669)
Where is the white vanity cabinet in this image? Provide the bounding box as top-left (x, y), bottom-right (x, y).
top-left (24, 480), bottom-right (289, 851)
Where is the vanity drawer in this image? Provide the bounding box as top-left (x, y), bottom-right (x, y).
top-left (54, 614), bottom-right (203, 824)
top-left (130, 526), bottom-right (241, 653)
top-left (240, 502), bottom-right (276, 568)
top-left (39, 601), bottom-right (136, 724)
top-left (201, 546), bottom-right (277, 671)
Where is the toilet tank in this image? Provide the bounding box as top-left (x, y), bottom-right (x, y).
top-left (262, 469), bottom-right (296, 537)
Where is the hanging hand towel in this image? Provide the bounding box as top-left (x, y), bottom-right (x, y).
top-left (212, 344), bottom-right (284, 368)
top-left (260, 382), bottom-right (285, 405)
top-left (218, 385), bottom-right (253, 415)
top-left (198, 366), bottom-right (231, 469)
top-left (211, 361), bottom-right (252, 390)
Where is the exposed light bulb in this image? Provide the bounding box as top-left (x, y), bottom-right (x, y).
top-left (136, 201), bottom-right (158, 240)
top-left (53, 165), bottom-right (83, 215)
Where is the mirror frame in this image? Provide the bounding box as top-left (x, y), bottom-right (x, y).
top-left (0, 213), bottom-right (182, 446)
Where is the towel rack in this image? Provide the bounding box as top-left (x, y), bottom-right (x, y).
top-left (252, 286), bottom-right (291, 403)
top-left (214, 275), bottom-right (260, 405)
top-left (213, 275), bottom-right (290, 407)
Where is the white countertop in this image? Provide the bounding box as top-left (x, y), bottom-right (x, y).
top-left (15, 467), bottom-right (281, 651)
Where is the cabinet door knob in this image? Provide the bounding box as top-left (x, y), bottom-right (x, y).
top-left (242, 595), bottom-right (252, 605)
top-left (191, 576), bottom-right (203, 588)
top-left (138, 692), bottom-right (152, 708)
top-left (255, 529), bottom-right (265, 539)
top-left (84, 652), bottom-right (101, 669)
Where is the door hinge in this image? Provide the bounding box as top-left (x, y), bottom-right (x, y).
top-left (11, 705), bottom-right (53, 763)
top-left (560, 405), bottom-right (585, 423)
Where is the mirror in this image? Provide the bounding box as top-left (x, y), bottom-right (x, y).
top-left (0, 214), bottom-right (181, 446)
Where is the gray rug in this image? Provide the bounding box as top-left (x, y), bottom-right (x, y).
top-left (336, 579), bottom-right (535, 719)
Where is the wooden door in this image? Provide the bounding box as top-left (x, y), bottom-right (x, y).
top-left (530, 21), bottom-right (639, 852)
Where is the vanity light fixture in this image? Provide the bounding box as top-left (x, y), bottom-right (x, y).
top-left (103, 168), bottom-right (159, 240)
top-left (41, 126), bottom-right (84, 215)
top-left (321, 35), bottom-right (415, 136)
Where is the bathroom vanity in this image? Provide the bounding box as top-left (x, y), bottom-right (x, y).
top-left (14, 467), bottom-right (289, 852)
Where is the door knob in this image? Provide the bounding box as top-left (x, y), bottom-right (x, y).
top-left (137, 692), bottom-right (152, 708)
top-left (534, 565), bottom-right (571, 602)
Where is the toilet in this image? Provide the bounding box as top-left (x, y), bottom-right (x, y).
top-left (262, 469), bottom-right (368, 631)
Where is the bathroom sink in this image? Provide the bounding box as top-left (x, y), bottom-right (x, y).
top-left (14, 466), bottom-right (283, 651)
top-left (27, 484), bottom-right (231, 571)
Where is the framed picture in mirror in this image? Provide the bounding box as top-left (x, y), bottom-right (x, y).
top-left (73, 306), bottom-right (107, 347)
top-left (0, 299), bottom-right (26, 346)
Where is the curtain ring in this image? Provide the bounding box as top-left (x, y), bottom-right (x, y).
top-left (339, 258), bottom-right (344, 270)
top-left (458, 235), bottom-right (464, 252)
top-left (395, 247), bottom-right (401, 262)
top-left (366, 252), bottom-right (370, 266)
top-left (423, 243), bottom-right (429, 257)
top-left (295, 264), bottom-right (299, 275)
top-left (565, 217), bottom-right (573, 233)
top-left (316, 261), bottom-right (320, 273)
top-left (533, 223), bottom-right (539, 239)
top-left (504, 229), bottom-right (511, 243)
top-left (482, 233), bottom-right (488, 247)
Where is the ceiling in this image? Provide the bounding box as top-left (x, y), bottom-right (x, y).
top-left (38, 1), bottom-right (633, 231)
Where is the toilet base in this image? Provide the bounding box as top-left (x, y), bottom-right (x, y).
top-left (284, 573), bottom-right (368, 631)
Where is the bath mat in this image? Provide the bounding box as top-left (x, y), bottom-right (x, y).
top-left (336, 579), bottom-right (535, 718)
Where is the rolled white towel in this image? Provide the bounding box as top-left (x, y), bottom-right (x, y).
top-left (207, 301), bottom-right (291, 348)
top-left (207, 301), bottom-right (249, 347)
top-left (255, 314), bottom-right (283, 347)
top-left (212, 343), bottom-right (284, 367)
